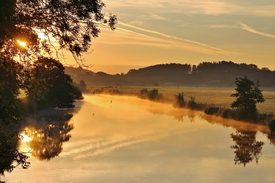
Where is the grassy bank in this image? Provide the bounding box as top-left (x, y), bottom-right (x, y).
top-left (90, 86), bottom-right (275, 130)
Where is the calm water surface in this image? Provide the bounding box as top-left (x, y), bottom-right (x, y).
top-left (4, 94), bottom-right (275, 183)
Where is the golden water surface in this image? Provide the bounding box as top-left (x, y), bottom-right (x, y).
top-left (4, 94), bottom-right (275, 183)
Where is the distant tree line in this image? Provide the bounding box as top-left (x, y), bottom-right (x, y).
top-left (67, 61), bottom-right (275, 87)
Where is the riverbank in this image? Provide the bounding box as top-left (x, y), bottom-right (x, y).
top-left (89, 86), bottom-right (275, 129)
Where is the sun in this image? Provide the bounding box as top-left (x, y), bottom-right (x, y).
top-left (17, 40), bottom-right (27, 48)
top-left (20, 133), bottom-right (32, 142)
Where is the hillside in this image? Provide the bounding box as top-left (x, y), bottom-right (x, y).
top-left (65, 61), bottom-right (275, 87)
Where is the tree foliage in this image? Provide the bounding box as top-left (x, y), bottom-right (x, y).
top-left (0, 55), bottom-right (25, 125)
top-left (25, 57), bottom-right (83, 110)
top-left (0, 0), bottom-right (117, 62)
top-left (231, 76), bottom-right (265, 121)
top-left (0, 57), bottom-right (81, 176)
top-left (0, 56), bottom-right (22, 99)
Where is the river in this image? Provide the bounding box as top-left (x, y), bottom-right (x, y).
top-left (3, 94), bottom-right (275, 183)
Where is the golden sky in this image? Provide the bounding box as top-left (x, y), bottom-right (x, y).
top-left (65, 0), bottom-right (275, 74)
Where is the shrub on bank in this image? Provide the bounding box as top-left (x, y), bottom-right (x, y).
top-left (221, 108), bottom-right (237, 119)
top-left (188, 96), bottom-right (206, 110)
top-left (204, 105), bottom-right (274, 126)
top-left (204, 106), bottom-right (220, 115)
top-left (91, 86), bottom-right (274, 129)
top-left (140, 88), bottom-right (149, 98)
top-left (257, 112), bottom-right (274, 125)
top-left (173, 94), bottom-right (207, 110)
top-left (139, 88), bottom-right (163, 101)
top-left (174, 92), bottom-right (185, 108)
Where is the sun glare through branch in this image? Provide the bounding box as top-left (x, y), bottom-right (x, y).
top-left (17, 40), bottom-right (27, 48)
top-left (20, 133), bottom-right (32, 142)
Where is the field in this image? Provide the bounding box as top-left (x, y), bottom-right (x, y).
top-left (94, 85), bottom-right (275, 113)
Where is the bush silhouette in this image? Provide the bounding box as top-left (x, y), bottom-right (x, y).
top-left (174, 92), bottom-right (185, 108)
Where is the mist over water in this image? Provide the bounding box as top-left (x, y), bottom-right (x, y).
top-left (4, 94), bottom-right (275, 183)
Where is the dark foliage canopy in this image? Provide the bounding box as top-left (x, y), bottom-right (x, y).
top-left (25, 57), bottom-right (83, 109)
top-left (0, 0), bottom-right (117, 61)
top-left (0, 55), bottom-right (25, 125)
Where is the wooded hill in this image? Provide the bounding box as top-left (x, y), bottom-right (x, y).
top-left (65, 61), bottom-right (275, 87)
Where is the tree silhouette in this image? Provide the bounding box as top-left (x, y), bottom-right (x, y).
top-left (231, 76), bottom-right (265, 121)
top-left (77, 80), bottom-right (87, 92)
top-left (0, 55), bottom-right (26, 125)
top-left (0, 0), bottom-right (117, 63)
top-left (0, 56), bottom-right (30, 176)
top-left (25, 57), bottom-right (83, 110)
top-left (174, 92), bottom-right (185, 108)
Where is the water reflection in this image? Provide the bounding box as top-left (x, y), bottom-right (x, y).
top-left (3, 94), bottom-right (275, 183)
top-left (138, 97), bottom-right (272, 166)
top-left (0, 104), bottom-right (80, 177)
top-left (179, 113), bottom-right (269, 166)
top-left (0, 125), bottom-right (30, 175)
top-left (24, 109), bottom-right (74, 160)
top-left (230, 130), bottom-right (264, 166)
